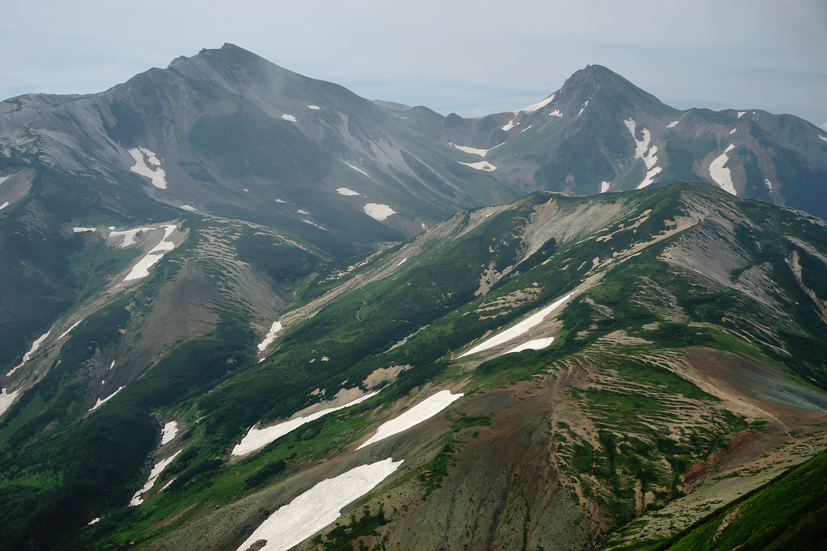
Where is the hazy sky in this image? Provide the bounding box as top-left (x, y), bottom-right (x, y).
top-left (2, 0), bottom-right (826, 129)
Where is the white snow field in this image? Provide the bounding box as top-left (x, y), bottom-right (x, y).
top-left (90, 386), bottom-right (124, 412)
top-left (819, 135), bottom-right (827, 143)
top-left (502, 119), bottom-right (517, 131)
top-left (548, 110), bottom-right (563, 117)
top-left (357, 390), bottom-right (463, 449)
top-left (459, 293), bottom-right (573, 358)
top-left (765, 178), bottom-right (774, 190)
top-left (297, 209), bottom-right (309, 215)
top-left (0, 175), bottom-right (8, 184)
top-left (235, 458), bottom-right (403, 551)
top-left (730, 128), bottom-right (737, 135)
top-left (161, 421), bottom-right (178, 446)
top-left (0, 202), bottom-right (8, 210)
top-left (0, 387), bottom-right (21, 417)
top-left (336, 187), bottom-right (360, 196)
top-left (666, 120), bottom-right (679, 128)
top-left (600, 181), bottom-right (610, 193)
top-left (124, 225), bottom-right (177, 281)
top-left (514, 94), bottom-right (554, 114)
top-left (282, 114), bottom-right (297, 122)
top-left (127, 147), bottom-right (167, 189)
top-left (233, 391), bottom-right (381, 456)
top-left (73, 227), bottom-right (96, 233)
top-left (345, 162), bottom-right (369, 176)
top-left (109, 227), bottom-right (155, 248)
top-left (8, 330), bottom-right (51, 376)
top-left (505, 337), bottom-right (555, 355)
top-left (450, 143), bottom-right (490, 157)
top-left (578, 101), bottom-right (589, 116)
top-left (364, 203), bottom-right (396, 221)
top-left (737, 111), bottom-right (746, 118)
top-left (459, 161), bottom-right (497, 172)
top-left (130, 450), bottom-right (182, 506)
top-left (180, 205), bottom-right (196, 212)
top-left (709, 144), bottom-right (737, 195)
top-left (308, 105), bottom-right (320, 110)
top-left (257, 321), bottom-right (283, 353)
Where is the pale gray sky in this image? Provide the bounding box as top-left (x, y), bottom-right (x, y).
top-left (2, 0), bottom-right (826, 129)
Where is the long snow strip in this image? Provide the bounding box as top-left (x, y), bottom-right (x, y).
top-left (130, 450), bottom-right (182, 506)
top-left (357, 390), bottom-right (462, 450)
top-left (506, 337), bottom-right (555, 355)
top-left (514, 94), bottom-right (555, 114)
top-left (7, 330), bottom-right (51, 377)
top-left (161, 421), bottom-right (178, 446)
top-left (233, 391), bottom-right (381, 456)
top-left (459, 293), bottom-right (572, 358)
top-left (236, 458), bottom-right (403, 551)
top-left (0, 388), bottom-right (21, 417)
top-left (459, 161), bottom-right (497, 172)
top-left (257, 321), bottom-right (283, 353)
top-left (337, 187), bottom-right (360, 196)
top-left (124, 225), bottom-right (176, 281)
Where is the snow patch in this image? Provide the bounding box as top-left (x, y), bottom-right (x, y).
top-left (257, 321), bottom-right (283, 353)
top-left (336, 187), bottom-right (360, 196)
top-left (0, 202), bottom-right (8, 210)
top-left (460, 293), bottom-right (573, 358)
top-left (819, 135), bottom-right (827, 143)
top-left (358, 391), bottom-right (462, 449)
top-left (625, 119), bottom-right (661, 189)
top-left (709, 144), bottom-right (737, 195)
top-left (600, 181), bottom-right (610, 193)
top-left (638, 166), bottom-right (662, 189)
top-left (235, 458), bottom-right (402, 551)
top-left (450, 143), bottom-right (502, 157)
top-left (308, 105), bottom-right (320, 110)
top-left (129, 450), bottom-right (182, 506)
top-left (0, 176), bottom-right (8, 184)
top-left (109, 227), bottom-right (155, 248)
top-left (297, 209), bottom-right (309, 215)
top-left (1, 387), bottom-right (21, 417)
top-left (578, 101), bottom-right (589, 116)
top-left (303, 220), bottom-right (325, 230)
top-left (73, 227), bottom-right (96, 233)
top-left (109, 361), bottom-right (115, 370)
top-left (233, 391), bottom-right (380, 456)
top-left (88, 517), bottom-right (102, 526)
top-left (282, 114), bottom-right (297, 122)
top-left (364, 203), bottom-right (396, 221)
top-left (459, 161), bottom-right (497, 172)
top-left (180, 205), bottom-right (196, 212)
top-left (421, 223), bottom-right (428, 231)
top-left (128, 147), bottom-right (167, 189)
top-left (397, 258), bottom-right (407, 267)
top-left (502, 119), bottom-right (517, 131)
top-left (8, 330), bottom-right (51, 376)
top-left (345, 162), bottom-right (368, 176)
top-left (161, 421), bottom-right (178, 446)
top-left (506, 337), bottom-right (555, 354)
top-left (58, 320), bottom-right (82, 340)
top-left (737, 111), bottom-right (746, 118)
top-left (666, 120), bottom-right (679, 128)
top-left (90, 386), bottom-right (124, 412)
top-left (548, 110), bottom-right (563, 117)
top-left (514, 94), bottom-right (555, 114)
top-left (124, 225), bottom-right (177, 281)
top-left (276, 199), bottom-right (286, 203)
top-left (730, 128), bottom-right (737, 135)
top-left (765, 178), bottom-right (773, 190)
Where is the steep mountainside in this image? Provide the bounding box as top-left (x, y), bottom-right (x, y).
top-left (1, 181), bottom-right (825, 551)
top-left (1, 45), bottom-right (827, 551)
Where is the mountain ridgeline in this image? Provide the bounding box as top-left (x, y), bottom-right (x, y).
top-left (0, 44), bottom-right (826, 551)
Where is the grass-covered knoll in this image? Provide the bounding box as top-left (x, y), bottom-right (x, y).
top-left (620, 448), bottom-right (827, 551)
